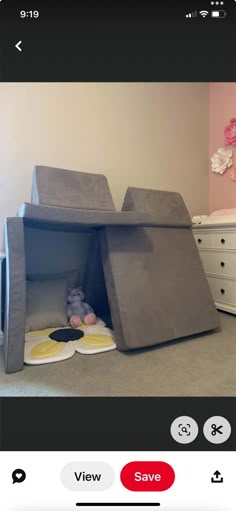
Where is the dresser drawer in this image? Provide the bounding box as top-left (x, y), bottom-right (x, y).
top-left (211, 231), bottom-right (236, 249)
top-left (193, 232), bottom-right (213, 248)
top-left (207, 275), bottom-right (236, 305)
top-left (193, 230), bottom-right (236, 250)
top-left (199, 250), bottom-right (236, 277)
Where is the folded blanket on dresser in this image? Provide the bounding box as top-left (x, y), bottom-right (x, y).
top-left (192, 209), bottom-right (236, 225)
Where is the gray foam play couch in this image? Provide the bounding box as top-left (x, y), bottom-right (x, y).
top-left (2, 166), bottom-right (219, 373)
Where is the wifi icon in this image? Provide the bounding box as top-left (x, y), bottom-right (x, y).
top-left (199, 10), bottom-right (209, 17)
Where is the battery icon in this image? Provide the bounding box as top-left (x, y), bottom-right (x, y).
top-left (211, 10), bottom-right (227, 18)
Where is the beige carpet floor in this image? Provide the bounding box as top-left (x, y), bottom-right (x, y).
top-left (0, 311), bottom-right (235, 396)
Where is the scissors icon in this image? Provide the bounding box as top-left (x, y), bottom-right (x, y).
top-left (211, 424), bottom-right (223, 436)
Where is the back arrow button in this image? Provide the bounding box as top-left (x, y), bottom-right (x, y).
top-left (15, 41), bottom-right (22, 52)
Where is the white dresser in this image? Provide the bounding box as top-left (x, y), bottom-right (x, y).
top-left (193, 224), bottom-right (236, 314)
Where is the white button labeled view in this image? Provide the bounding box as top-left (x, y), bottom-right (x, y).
top-left (60, 462), bottom-right (115, 491)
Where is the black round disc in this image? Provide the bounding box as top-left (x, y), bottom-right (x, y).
top-left (49, 328), bottom-right (84, 342)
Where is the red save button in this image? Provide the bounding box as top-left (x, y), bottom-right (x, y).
top-left (120, 461), bottom-right (175, 492)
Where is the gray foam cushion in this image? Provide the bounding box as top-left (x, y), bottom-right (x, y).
top-left (19, 203), bottom-right (158, 228)
top-left (31, 166), bottom-right (116, 211)
top-left (4, 217), bottom-right (26, 373)
top-left (122, 187), bottom-right (192, 225)
top-left (25, 278), bottom-right (68, 333)
top-left (27, 269), bottom-right (80, 289)
top-left (24, 228), bottom-right (92, 278)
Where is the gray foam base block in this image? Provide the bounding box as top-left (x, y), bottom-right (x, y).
top-left (100, 226), bottom-right (219, 350)
top-left (3, 166), bottom-right (219, 373)
top-left (4, 218), bottom-right (26, 373)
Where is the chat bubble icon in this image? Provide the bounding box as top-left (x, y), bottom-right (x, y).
top-left (12, 469), bottom-right (26, 484)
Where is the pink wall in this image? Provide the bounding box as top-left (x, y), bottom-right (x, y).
top-left (209, 83), bottom-right (236, 213)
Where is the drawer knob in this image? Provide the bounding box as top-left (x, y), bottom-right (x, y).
top-left (197, 238), bottom-right (202, 243)
top-left (220, 262), bottom-right (225, 267)
top-left (221, 238), bottom-right (225, 244)
top-left (220, 288), bottom-right (225, 294)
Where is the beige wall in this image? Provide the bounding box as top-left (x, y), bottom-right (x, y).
top-left (0, 83), bottom-right (209, 250)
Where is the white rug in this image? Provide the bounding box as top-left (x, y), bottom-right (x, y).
top-left (24, 320), bottom-right (116, 365)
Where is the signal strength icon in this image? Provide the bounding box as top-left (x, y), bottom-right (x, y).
top-left (199, 10), bottom-right (209, 17)
top-left (186, 11), bottom-right (197, 18)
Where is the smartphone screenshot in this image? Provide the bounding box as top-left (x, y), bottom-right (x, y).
top-left (0, 0), bottom-right (235, 509)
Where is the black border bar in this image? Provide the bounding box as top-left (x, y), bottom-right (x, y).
top-left (0, 0), bottom-right (236, 81)
top-left (1, 398), bottom-right (235, 451)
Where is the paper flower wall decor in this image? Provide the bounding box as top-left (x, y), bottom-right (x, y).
top-left (224, 118), bottom-right (236, 145)
top-left (211, 147), bottom-right (233, 174)
top-left (230, 167), bottom-right (236, 182)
